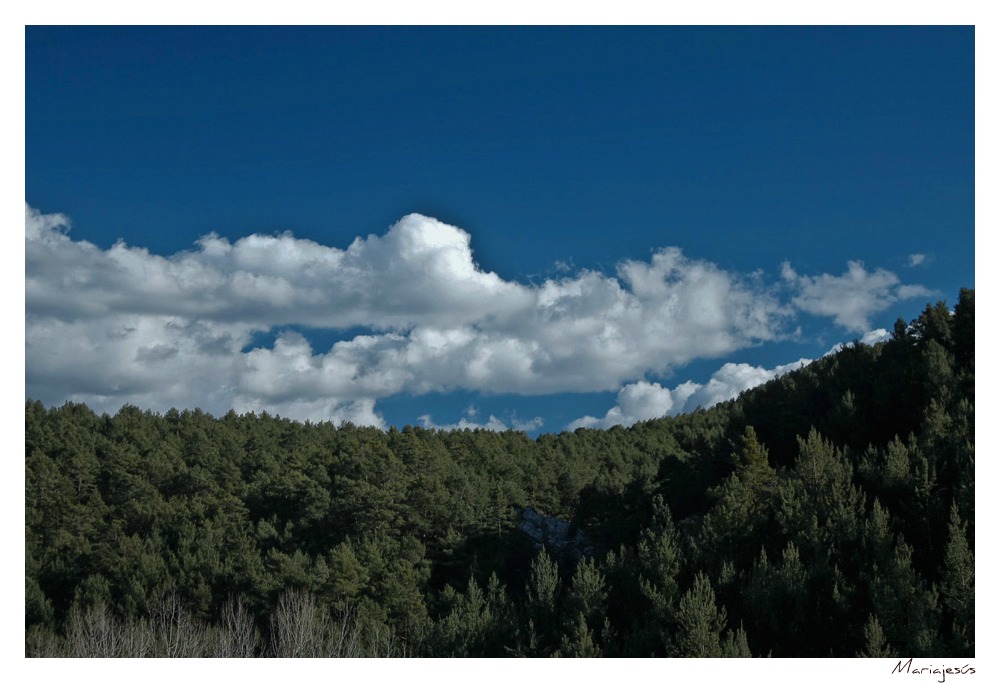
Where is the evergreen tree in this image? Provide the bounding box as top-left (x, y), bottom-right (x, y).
top-left (698, 427), bottom-right (777, 571)
top-left (870, 538), bottom-right (942, 656)
top-left (557, 612), bottom-right (602, 657)
top-left (721, 623), bottom-right (752, 657)
top-left (673, 572), bottom-right (726, 657)
top-left (524, 548), bottom-right (561, 655)
top-left (858, 614), bottom-right (896, 658)
top-left (637, 495), bottom-right (683, 618)
top-left (940, 503), bottom-right (974, 655)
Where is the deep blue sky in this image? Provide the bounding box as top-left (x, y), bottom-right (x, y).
top-left (25, 26), bottom-right (975, 432)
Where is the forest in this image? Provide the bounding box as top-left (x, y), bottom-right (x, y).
top-left (25, 289), bottom-right (974, 657)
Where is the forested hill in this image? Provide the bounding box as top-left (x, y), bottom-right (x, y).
top-left (25, 289), bottom-right (974, 658)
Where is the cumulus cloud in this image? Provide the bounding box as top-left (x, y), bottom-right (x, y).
top-left (680, 359), bottom-right (812, 410)
top-left (782, 260), bottom-right (933, 332)
top-left (908, 253), bottom-right (927, 267)
top-left (26, 205), bottom-right (528, 329)
top-left (25, 204), bottom-right (929, 427)
top-left (568, 357), bottom-right (812, 430)
top-left (567, 380), bottom-right (676, 430)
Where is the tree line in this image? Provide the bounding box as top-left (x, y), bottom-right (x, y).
top-left (25, 289), bottom-right (974, 657)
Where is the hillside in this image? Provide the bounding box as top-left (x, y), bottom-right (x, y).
top-left (25, 289), bottom-right (974, 657)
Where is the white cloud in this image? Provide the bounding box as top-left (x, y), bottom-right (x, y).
top-left (908, 253), bottom-right (927, 267)
top-left (567, 380), bottom-right (675, 430)
top-left (568, 357), bottom-right (812, 430)
top-left (861, 328), bottom-right (892, 345)
top-left (680, 359), bottom-right (811, 410)
top-left (26, 206), bottom-right (529, 329)
top-left (782, 260), bottom-right (933, 332)
top-left (417, 411), bottom-right (543, 433)
top-left (567, 320), bottom-right (900, 431)
top-left (25, 204), bottom-right (930, 428)
top-left (824, 327), bottom-right (892, 356)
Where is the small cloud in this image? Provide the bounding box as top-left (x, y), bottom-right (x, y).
top-left (824, 327), bottom-right (892, 356)
top-left (511, 415), bottom-right (545, 432)
top-left (860, 328), bottom-right (892, 345)
top-left (783, 260), bottom-right (931, 332)
top-left (897, 284), bottom-right (935, 300)
top-left (908, 253), bottom-right (927, 267)
top-left (418, 411), bottom-right (542, 433)
top-left (780, 261), bottom-right (798, 282)
top-left (25, 203), bottom-right (71, 241)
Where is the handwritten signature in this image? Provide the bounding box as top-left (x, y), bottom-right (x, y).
top-left (892, 658), bottom-right (975, 683)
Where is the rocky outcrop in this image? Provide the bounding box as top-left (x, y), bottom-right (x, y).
top-left (516, 507), bottom-right (595, 561)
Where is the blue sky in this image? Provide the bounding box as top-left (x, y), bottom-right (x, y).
top-left (25, 26), bottom-right (974, 433)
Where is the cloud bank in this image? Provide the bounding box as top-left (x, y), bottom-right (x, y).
top-left (25, 204), bottom-right (929, 428)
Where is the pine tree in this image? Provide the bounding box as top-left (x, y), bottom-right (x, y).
top-left (637, 495), bottom-right (682, 618)
top-left (563, 557), bottom-right (607, 630)
top-left (952, 288), bottom-right (974, 374)
top-left (858, 614), bottom-right (896, 658)
top-left (721, 623), bottom-right (752, 657)
top-left (777, 429), bottom-right (865, 560)
top-left (673, 573), bottom-right (727, 657)
top-left (557, 612), bottom-right (602, 657)
top-left (524, 548), bottom-right (561, 655)
top-left (870, 538), bottom-right (942, 655)
top-left (941, 503), bottom-right (974, 655)
top-left (698, 427), bottom-right (777, 570)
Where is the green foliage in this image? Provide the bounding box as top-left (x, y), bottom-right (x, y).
top-left (721, 623), bottom-right (753, 658)
top-left (869, 538), bottom-right (942, 656)
top-left (423, 576), bottom-right (510, 656)
top-left (697, 427), bottom-right (777, 571)
top-left (564, 557), bottom-right (607, 627)
top-left (858, 614), bottom-right (896, 658)
top-left (637, 495), bottom-right (683, 620)
top-left (523, 548), bottom-right (561, 655)
top-left (557, 612), bottom-right (602, 657)
top-left (674, 573), bottom-right (727, 657)
top-left (742, 544), bottom-right (808, 655)
top-left (940, 503), bottom-right (974, 655)
top-left (777, 429), bottom-right (865, 560)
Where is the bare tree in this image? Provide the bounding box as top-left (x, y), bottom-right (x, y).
top-left (147, 590), bottom-right (209, 657)
top-left (269, 590), bottom-right (328, 657)
top-left (26, 625), bottom-right (66, 657)
top-left (211, 596), bottom-right (260, 657)
top-left (63, 601), bottom-right (152, 657)
top-left (33, 590), bottom-right (404, 658)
